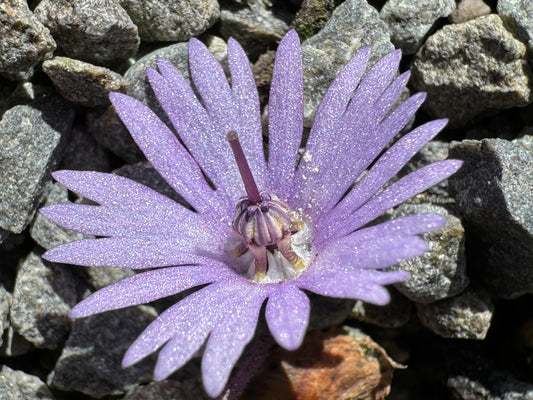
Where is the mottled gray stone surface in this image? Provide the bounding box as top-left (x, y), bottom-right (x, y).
top-left (449, 0), bottom-right (491, 24)
top-left (412, 14), bottom-right (532, 126)
top-left (390, 203), bottom-right (468, 303)
top-left (10, 252), bottom-right (78, 349)
top-left (0, 365), bottom-right (55, 400)
top-left (449, 136), bottom-right (533, 298)
top-left (301, 0), bottom-right (394, 126)
top-left (0, 96), bottom-right (74, 234)
top-left (50, 307), bottom-right (156, 398)
top-left (0, 0), bottom-right (56, 81)
top-left (417, 285), bottom-right (493, 339)
top-left (119, 0), bottom-right (220, 42)
top-left (30, 183), bottom-right (85, 250)
top-left (498, 0), bottom-right (533, 64)
top-left (0, 285), bottom-right (11, 347)
top-left (380, 0), bottom-right (456, 55)
top-left (123, 371), bottom-right (208, 400)
top-left (42, 57), bottom-right (129, 107)
top-left (351, 287), bottom-right (411, 328)
top-left (219, 0), bottom-right (290, 59)
top-left (35, 0), bottom-right (139, 65)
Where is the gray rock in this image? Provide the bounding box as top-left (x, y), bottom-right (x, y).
top-left (0, 326), bottom-right (34, 357)
top-left (42, 57), bottom-right (129, 107)
top-left (416, 285), bottom-right (493, 339)
top-left (449, 0), bottom-right (491, 24)
top-left (30, 183), bottom-right (85, 250)
top-left (59, 125), bottom-right (111, 172)
top-left (351, 287), bottom-right (411, 328)
top-left (446, 345), bottom-right (533, 399)
top-left (0, 285), bottom-right (11, 347)
top-left (0, 0), bottom-right (56, 81)
top-left (219, 0), bottom-right (290, 59)
top-left (10, 252), bottom-right (78, 349)
top-left (449, 136), bottom-right (533, 298)
top-left (412, 14), bottom-right (532, 127)
top-left (301, 0), bottom-right (394, 126)
top-left (307, 293), bottom-right (355, 330)
top-left (0, 365), bottom-right (54, 400)
top-left (34, 0), bottom-right (139, 65)
top-left (50, 306), bottom-right (156, 398)
top-left (380, 0), bottom-right (456, 55)
top-left (119, 0), bottom-right (220, 42)
top-left (84, 266), bottom-right (135, 291)
top-left (498, 0), bottom-right (533, 65)
top-left (389, 203), bottom-right (468, 303)
top-left (0, 95), bottom-right (75, 234)
top-left (290, 0), bottom-right (340, 40)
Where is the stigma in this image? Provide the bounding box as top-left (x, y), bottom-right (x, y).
top-left (227, 131), bottom-right (306, 282)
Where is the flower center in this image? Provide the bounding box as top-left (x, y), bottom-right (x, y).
top-left (227, 131), bottom-right (308, 282)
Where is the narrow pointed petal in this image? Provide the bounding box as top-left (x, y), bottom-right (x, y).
top-left (110, 93), bottom-right (220, 215)
top-left (332, 160), bottom-right (462, 240)
top-left (123, 282), bottom-right (236, 368)
top-left (267, 30), bottom-right (303, 195)
top-left (201, 285), bottom-right (266, 397)
top-left (188, 39), bottom-right (265, 202)
top-left (70, 265), bottom-right (227, 317)
top-left (42, 236), bottom-right (219, 269)
top-left (319, 119), bottom-right (448, 237)
top-left (299, 269), bottom-right (409, 305)
top-left (266, 284), bottom-right (309, 351)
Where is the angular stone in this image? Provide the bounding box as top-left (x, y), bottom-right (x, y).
top-left (416, 285), bottom-right (493, 339)
top-left (412, 14), bottom-right (532, 127)
top-left (291, 0), bottom-right (340, 40)
top-left (498, 0), bottom-right (533, 64)
top-left (390, 203), bottom-right (468, 303)
top-left (35, 0), bottom-right (139, 65)
top-left (0, 365), bottom-right (54, 400)
top-left (119, 0), bottom-right (220, 42)
top-left (42, 57), bottom-right (129, 107)
top-left (301, 0), bottom-right (394, 126)
top-left (449, 0), bottom-right (491, 24)
top-left (449, 136), bottom-right (533, 298)
top-left (0, 0), bottom-right (56, 81)
top-left (219, 0), bottom-right (290, 59)
top-left (0, 96), bottom-right (74, 234)
top-left (50, 306), bottom-right (156, 398)
top-left (30, 183), bottom-right (85, 250)
top-left (380, 0), bottom-right (456, 55)
top-left (0, 286), bottom-right (11, 347)
top-left (10, 252), bottom-right (78, 349)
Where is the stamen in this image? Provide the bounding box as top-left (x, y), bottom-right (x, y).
top-left (227, 131), bottom-right (261, 204)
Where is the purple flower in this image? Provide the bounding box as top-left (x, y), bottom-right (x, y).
top-left (41, 30), bottom-right (461, 397)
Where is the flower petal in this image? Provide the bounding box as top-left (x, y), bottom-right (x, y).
top-left (187, 38), bottom-right (265, 203)
top-left (299, 269), bottom-right (409, 305)
top-left (201, 284), bottom-right (266, 397)
top-left (110, 92), bottom-right (221, 215)
top-left (265, 284), bottom-right (309, 351)
top-left (42, 236), bottom-right (218, 269)
top-left (70, 265), bottom-right (226, 317)
top-left (123, 282), bottom-right (237, 368)
top-left (318, 119), bottom-right (448, 239)
top-left (267, 29), bottom-right (303, 196)
top-left (331, 159), bottom-right (462, 240)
